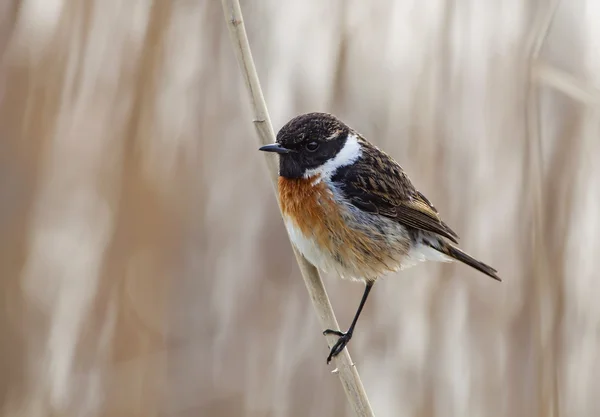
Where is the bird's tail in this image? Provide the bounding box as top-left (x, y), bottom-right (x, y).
top-left (433, 241), bottom-right (501, 281)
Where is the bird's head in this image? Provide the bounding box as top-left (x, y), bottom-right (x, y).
top-left (259, 112), bottom-right (361, 179)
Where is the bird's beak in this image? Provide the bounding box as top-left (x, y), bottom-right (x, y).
top-left (258, 143), bottom-right (292, 154)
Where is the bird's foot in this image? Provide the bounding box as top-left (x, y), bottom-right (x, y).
top-left (323, 329), bottom-right (353, 364)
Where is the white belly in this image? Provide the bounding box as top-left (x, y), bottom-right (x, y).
top-left (284, 216), bottom-right (337, 274)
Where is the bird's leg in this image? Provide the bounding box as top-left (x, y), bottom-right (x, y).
top-left (323, 281), bottom-right (374, 364)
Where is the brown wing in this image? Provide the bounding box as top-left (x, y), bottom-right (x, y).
top-left (395, 192), bottom-right (459, 243)
top-left (330, 142), bottom-right (459, 243)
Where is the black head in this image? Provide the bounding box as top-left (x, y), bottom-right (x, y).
top-left (259, 112), bottom-right (351, 178)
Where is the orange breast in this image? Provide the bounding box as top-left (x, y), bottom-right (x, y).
top-left (278, 176), bottom-right (409, 280)
top-left (278, 176), bottom-right (341, 253)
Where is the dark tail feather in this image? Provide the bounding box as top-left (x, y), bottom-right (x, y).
top-left (435, 243), bottom-right (501, 281)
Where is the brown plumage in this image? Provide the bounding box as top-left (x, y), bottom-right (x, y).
top-left (260, 112), bottom-right (501, 364)
top-left (279, 175), bottom-right (411, 282)
top-left (336, 140), bottom-right (461, 245)
top-left (278, 175), bottom-right (340, 255)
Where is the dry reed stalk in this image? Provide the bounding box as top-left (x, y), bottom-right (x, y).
top-left (219, 1), bottom-right (375, 416)
top-left (525, 0), bottom-right (562, 416)
top-left (534, 61), bottom-right (600, 106)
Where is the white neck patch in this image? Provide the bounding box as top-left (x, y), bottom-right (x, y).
top-left (304, 133), bottom-right (361, 183)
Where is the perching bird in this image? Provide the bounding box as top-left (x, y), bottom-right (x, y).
top-left (259, 112), bottom-right (501, 364)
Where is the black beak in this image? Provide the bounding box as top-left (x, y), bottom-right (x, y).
top-left (258, 143), bottom-right (292, 154)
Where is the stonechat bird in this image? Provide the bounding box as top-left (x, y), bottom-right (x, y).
top-left (259, 112), bottom-right (501, 364)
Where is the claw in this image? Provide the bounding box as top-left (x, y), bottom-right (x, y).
top-left (325, 331), bottom-right (353, 364)
top-left (322, 282), bottom-right (373, 365)
top-left (323, 329), bottom-right (345, 337)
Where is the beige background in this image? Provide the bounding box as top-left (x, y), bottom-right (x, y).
top-left (1, 0), bottom-right (599, 416)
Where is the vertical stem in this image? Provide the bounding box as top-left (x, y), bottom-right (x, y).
top-left (525, 0), bottom-right (562, 416)
top-left (219, 1), bottom-right (375, 416)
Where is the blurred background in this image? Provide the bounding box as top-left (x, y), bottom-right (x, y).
top-left (1, 0), bottom-right (599, 416)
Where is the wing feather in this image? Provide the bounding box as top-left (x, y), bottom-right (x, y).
top-left (331, 140), bottom-right (459, 243)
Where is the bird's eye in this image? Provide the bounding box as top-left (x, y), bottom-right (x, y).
top-left (306, 141), bottom-right (319, 152)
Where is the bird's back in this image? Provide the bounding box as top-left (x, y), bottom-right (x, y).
top-left (331, 136), bottom-right (460, 243)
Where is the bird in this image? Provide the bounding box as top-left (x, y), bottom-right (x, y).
top-left (259, 112), bottom-right (501, 364)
